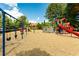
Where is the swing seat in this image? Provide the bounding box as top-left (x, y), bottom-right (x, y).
top-left (6, 37), bottom-right (11, 41)
top-left (15, 34), bottom-right (17, 39)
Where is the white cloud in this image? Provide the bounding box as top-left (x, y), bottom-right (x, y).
top-left (5, 3), bottom-right (17, 7)
top-left (29, 17), bottom-right (40, 23)
top-left (4, 3), bottom-right (24, 18)
top-left (37, 17), bottom-right (39, 20)
top-left (29, 20), bottom-right (37, 23)
top-left (45, 19), bottom-right (49, 22)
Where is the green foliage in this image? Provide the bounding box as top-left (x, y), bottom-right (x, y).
top-left (14, 20), bottom-right (20, 29)
top-left (0, 15), bottom-right (28, 31)
top-left (57, 15), bottom-right (63, 19)
top-left (5, 16), bottom-right (14, 29)
top-left (66, 3), bottom-right (79, 28)
top-left (18, 16), bottom-right (28, 28)
top-left (45, 3), bottom-right (67, 22)
top-left (37, 23), bottom-right (42, 29)
top-left (44, 22), bottom-right (50, 27)
top-left (37, 21), bottom-right (50, 29)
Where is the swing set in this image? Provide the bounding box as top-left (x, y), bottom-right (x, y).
top-left (0, 8), bottom-right (24, 56)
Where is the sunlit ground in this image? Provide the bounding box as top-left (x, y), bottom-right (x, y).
top-left (0, 30), bottom-right (79, 56)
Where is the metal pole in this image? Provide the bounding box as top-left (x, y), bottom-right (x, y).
top-left (0, 8), bottom-right (18, 56)
top-left (2, 12), bottom-right (5, 56)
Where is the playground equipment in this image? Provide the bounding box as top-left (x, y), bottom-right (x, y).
top-left (59, 24), bottom-right (79, 37)
top-left (0, 8), bottom-right (20, 56)
top-left (20, 21), bottom-right (24, 39)
top-left (6, 16), bottom-right (12, 41)
top-left (13, 26), bottom-right (17, 39)
top-left (43, 26), bottom-right (54, 33)
top-left (6, 20), bottom-right (18, 41)
top-left (52, 17), bottom-right (79, 37)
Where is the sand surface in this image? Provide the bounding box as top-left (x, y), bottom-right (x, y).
top-left (0, 30), bottom-right (79, 56)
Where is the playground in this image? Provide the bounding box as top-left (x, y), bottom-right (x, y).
top-left (1, 3), bottom-right (79, 56)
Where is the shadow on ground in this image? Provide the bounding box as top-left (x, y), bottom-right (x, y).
top-left (16, 48), bottom-right (50, 56)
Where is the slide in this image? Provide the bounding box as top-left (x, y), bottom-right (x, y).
top-left (58, 24), bottom-right (79, 37)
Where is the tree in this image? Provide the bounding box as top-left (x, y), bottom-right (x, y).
top-left (18, 16), bottom-right (28, 28)
top-left (0, 13), bottom-right (29, 32)
top-left (37, 21), bottom-right (50, 30)
top-left (13, 19), bottom-right (20, 29)
top-left (45, 3), bottom-right (67, 22)
top-left (37, 23), bottom-right (42, 29)
top-left (0, 14), bottom-right (14, 29)
top-left (66, 3), bottom-right (79, 28)
top-left (5, 16), bottom-right (14, 32)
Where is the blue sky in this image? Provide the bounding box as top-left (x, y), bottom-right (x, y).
top-left (0, 3), bottom-right (49, 23)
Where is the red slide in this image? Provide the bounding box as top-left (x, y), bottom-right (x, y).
top-left (58, 24), bottom-right (79, 37)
